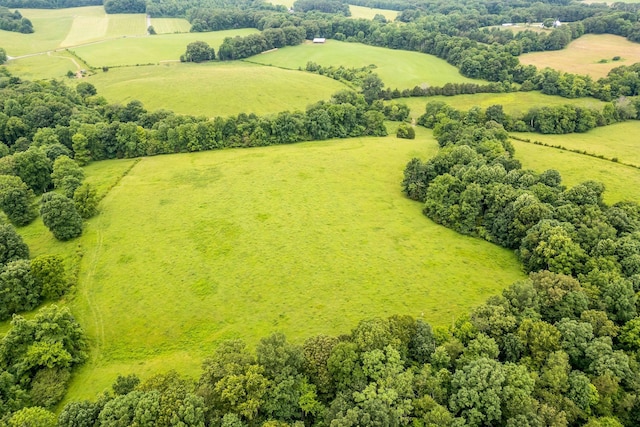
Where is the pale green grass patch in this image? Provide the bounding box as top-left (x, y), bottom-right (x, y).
top-left (5, 51), bottom-right (87, 80)
top-left (249, 40), bottom-right (484, 89)
top-left (0, 8), bottom-right (79, 55)
top-left (395, 92), bottom-right (608, 119)
top-left (512, 122), bottom-right (640, 167)
top-left (105, 14), bottom-right (147, 38)
top-left (512, 138), bottom-right (640, 204)
top-left (86, 61), bottom-right (349, 117)
top-left (70, 29), bottom-right (260, 66)
top-left (348, 5), bottom-right (398, 21)
top-left (520, 34), bottom-right (640, 79)
top-left (150, 18), bottom-right (191, 34)
top-left (61, 134), bottom-right (524, 401)
top-left (61, 15), bottom-right (109, 47)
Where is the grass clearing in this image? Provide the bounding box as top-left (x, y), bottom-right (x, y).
top-left (512, 121), bottom-right (640, 167)
top-left (512, 138), bottom-right (640, 204)
top-left (249, 40), bottom-right (484, 89)
top-left (393, 91), bottom-right (608, 119)
top-left (85, 61), bottom-right (348, 117)
top-left (5, 51), bottom-right (89, 80)
top-left (56, 132), bottom-right (525, 401)
top-left (70, 29), bottom-right (260, 67)
top-left (519, 34), bottom-right (640, 79)
top-left (150, 18), bottom-right (192, 34)
top-left (348, 5), bottom-right (398, 21)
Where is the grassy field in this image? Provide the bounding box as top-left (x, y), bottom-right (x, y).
top-left (4, 51), bottom-right (90, 80)
top-left (37, 131), bottom-right (526, 401)
top-left (348, 5), bottom-right (399, 21)
top-left (0, 7), bottom-right (147, 56)
top-left (85, 61), bottom-right (348, 117)
top-left (248, 40), bottom-right (484, 89)
top-left (150, 18), bottom-right (192, 34)
top-left (512, 122), bottom-right (640, 167)
top-left (519, 34), bottom-right (640, 79)
top-left (512, 137), bottom-right (640, 204)
top-left (394, 91), bottom-right (608, 119)
top-left (70, 29), bottom-right (260, 67)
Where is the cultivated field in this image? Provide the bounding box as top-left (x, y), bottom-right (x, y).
top-left (85, 61), bottom-right (349, 117)
top-left (512, 121), bottom-right (640, 167)
top-left (394, 92), bottom-right (608, 119)
top-left (248, 40), bottom-right (484, 89)
top-left (512, 138), bottom-right (640, 204)
top-left (0, 6), bottom-right (146, 56)
top-left (21, 132), bottom-right (524, 401)
top-left (519, 34), bottom-right (640, 79)
top-left (70, 29), bottom-right (260, 67)
top-left (149, 18), bottom-right (192, 34)
top-left (348, 5), bottom-right (398, 21)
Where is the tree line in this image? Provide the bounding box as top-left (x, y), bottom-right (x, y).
top-left (0, 0), bottom-right (99, 8)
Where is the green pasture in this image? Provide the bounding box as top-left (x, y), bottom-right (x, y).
top-left (0, 6), bottom-right (147, 56)
top-left (150, 18), bottom-right (192, 34)
top-left (84, 61), bottom-right (348, 117)
top-left (248, 40), bottom-right (484, 89)
top-left (4, 51), bottom-right (89, 80)
top-left (70, 29), bottom-right (260, 67)
top-left (46, 131), bottom-right (525, 401)
top-left (512, 121), bottom-right (640, 167)
top-left (512, 138), bottom-right (640, 204)
top-left (394, 91), bottom-right (608, 119)
top-left (520, 34), bottom-right (640, 79)
top-left (348, 5), bottom-right (398, 21)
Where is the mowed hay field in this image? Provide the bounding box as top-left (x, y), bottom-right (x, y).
top-left (70, 29), bottom-right (260, 67)
top-left (348, 5), bottom-right (398, 21)
top-left (249, 40), bottom-right (484, 89)
top-left (48, 133), bottom-right (526, 401)
top-left (394, 91), bottom-right (608, 119)
top-left (512, 138), bottom-right (640, 204)
top-left (149, 18), bottom-right (192, 34)
top-left (512, 121), bottom-right (640, 167)
top-left (85, 61), bottom-right (349, 117)
top-left (0, 6), bottom-right (146, 56)
top-left (519, 34), bottom-right (640, 79)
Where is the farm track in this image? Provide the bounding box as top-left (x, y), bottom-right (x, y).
top-left (80, 158), bottom-right (142, 362)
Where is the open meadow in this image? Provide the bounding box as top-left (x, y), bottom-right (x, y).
top-left (393, 91), bottom-right (608, 119)
top-left (0, 6), bottom-right (146, 56)
top-left (248, 40), bottom-right (484, 89)
top-left (519, 34), bottom-right (640, 79)
top-left (512, 137), bottom-right (640, 204)
top-left (85, 61), bottom-right (349, 117)
top-left (511, 121), bottom-right (640, 167)
top-left (348, 5), bottom-right (398, 21)
top-left (70, 28), bottom-right (260, 67)
top-left (15, 131), bottom-right (525, 401)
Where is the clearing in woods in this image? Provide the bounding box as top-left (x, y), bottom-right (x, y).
top-left (512, 132), bottom-right (640, 205)
top-left (248, 40), bottom-right (484, 89)
top-left (11, 132), bottom-right (526, 402)
top-left (519, 34), bottom-right (640, 79)
top-left (85, 61), bottom-right (349, 117)
top-left (393, 91), bottom-right (608, 119)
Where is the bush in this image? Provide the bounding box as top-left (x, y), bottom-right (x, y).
top-left (396, 123), bottom-right (416, 139)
